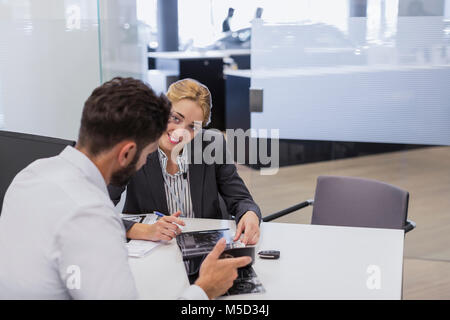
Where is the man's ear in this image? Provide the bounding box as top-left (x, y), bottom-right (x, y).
top-left (117, 141), bottom-right (137, 168)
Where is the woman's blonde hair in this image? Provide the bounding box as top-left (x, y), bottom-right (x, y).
top-left (167, 78), bottom-right (212, 126)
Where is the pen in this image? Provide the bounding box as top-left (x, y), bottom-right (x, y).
top-left (197, 228), bottom-right (230, 233)
top-left (121, 213), bottom-right (154, 218)
top-left (154, 211), bottom-right (165, 220)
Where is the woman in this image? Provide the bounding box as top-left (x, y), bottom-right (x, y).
top-left (109, 79), bottom-right (261, 245)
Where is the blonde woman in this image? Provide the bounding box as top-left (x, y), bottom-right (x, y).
top-left (109, 78), bottom-right (261, 245)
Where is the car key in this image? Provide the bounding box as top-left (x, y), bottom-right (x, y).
top-left (258, 250), bottom-right (280, 259)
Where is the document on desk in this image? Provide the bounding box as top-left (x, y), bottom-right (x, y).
top-left (122, 214), bottom-right (160, 258)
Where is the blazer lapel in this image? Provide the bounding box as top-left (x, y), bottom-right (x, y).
top-left (143, 151), bottom-right (169, 214)
top-left (188, 141), bottom-right (205, 218)
top-left (189, 163), bottom-right (204, 218)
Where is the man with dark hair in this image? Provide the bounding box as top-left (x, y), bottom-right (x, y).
top-left (78, 77), bottom-right (171, 187)
top-left (0, 77), bottom-right (251, 299)
top-left (78, 77), bottom-right (169, 157)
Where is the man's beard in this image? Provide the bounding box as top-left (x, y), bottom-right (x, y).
top-left (109, 151), bottom-right (140, 187)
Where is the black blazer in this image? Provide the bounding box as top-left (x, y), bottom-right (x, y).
top-left (108, 130), bottom-right (261, 231)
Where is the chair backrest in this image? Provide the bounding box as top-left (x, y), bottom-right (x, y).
top-left (0, 130), bottom-right (75, 213)
top-left (311, 175), bottom-right (409, 230)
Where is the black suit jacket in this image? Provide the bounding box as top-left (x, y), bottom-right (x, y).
top-left (108, 130), bottom-right (261, 231)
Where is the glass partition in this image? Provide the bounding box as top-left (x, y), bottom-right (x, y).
top-left (0, 0), bottom-right (101, 140)
top-left (98, 0), bottom-right (150, 82)
top-left (0, 0), bottom-right (151, 140)
top-left (246, 0), bottom-right (450, 263)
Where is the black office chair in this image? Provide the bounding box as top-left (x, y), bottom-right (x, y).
top-left (263, 175), bottom-right (416, 233)
top-left (0, 130), bottom-right (75, 213)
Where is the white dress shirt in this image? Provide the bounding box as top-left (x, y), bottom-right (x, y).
top-left (0, 146), bottom-right (207, 300)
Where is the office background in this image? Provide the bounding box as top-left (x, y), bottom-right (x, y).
top-left (0, 0), bottom-right (449, 299)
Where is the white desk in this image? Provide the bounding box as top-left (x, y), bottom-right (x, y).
top-left (129, 217), bottom-right (404, 300)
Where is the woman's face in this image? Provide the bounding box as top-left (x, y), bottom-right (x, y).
top-left (159, 98), bottom-right (204, 153)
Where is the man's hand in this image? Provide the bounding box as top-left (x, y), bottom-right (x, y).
top-left (126, 211), bottom-right (185, 241)
top-left (195, 238), bottom-right (252, 299)
top-left (233, 211), bottom-right (260, 245)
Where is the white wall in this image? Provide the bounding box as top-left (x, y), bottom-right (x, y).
top-left (0, 0), bottom-right (149, 141)
top-left (0, 0), bottom-right (101, 141)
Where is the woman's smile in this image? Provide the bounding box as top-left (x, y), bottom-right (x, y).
top-left (168, 132), bottom-right (181, 144)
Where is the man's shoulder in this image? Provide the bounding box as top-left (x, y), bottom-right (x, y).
top-left (14, 155), bottom-right (112, 211)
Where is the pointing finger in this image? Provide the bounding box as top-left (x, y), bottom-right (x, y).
top-left (207, 238), bottom-right (227, 260)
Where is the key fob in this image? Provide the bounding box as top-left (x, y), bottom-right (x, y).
top-left (258, 250), bottom-right (280, 259)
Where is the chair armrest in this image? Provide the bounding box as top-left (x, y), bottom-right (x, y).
top-left (262, 199), bottom-right (313, 222)
top-left (404, 219), bottom-right (416, 233)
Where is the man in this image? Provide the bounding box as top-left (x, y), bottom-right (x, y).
top-left (222, 7), bottom-right (234, 33)
top-left (0, 77), bottom-right (251, 299)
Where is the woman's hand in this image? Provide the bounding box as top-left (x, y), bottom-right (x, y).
top-left (126, 211), bottom-right (185, 241)
top-left (233, 211), bottom-right (260, 245)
